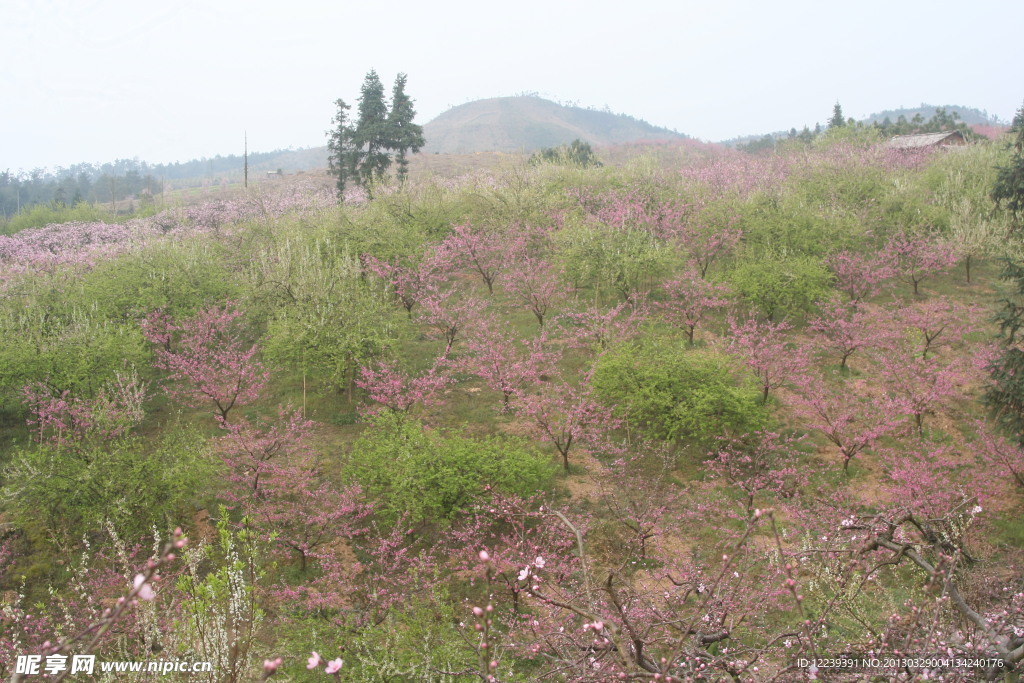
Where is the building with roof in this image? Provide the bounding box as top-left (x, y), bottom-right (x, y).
top-left (885, 130), bottom-right (967, 149)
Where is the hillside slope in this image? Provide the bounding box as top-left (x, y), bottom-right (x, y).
top-left (422, 96), bottom-right (685, 154)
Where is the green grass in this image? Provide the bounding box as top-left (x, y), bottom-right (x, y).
top-left (992, 513), bottom-right (1024, 547)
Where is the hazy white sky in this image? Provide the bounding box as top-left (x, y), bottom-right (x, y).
top-left (2, 0), bottom-right (1021, 172)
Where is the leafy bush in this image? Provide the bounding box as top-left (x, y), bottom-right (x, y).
top-left (1, 425), bottom-right (215, 546)
top-left (529, 139), bottom-right (603, 168)
top-left (77, 241), bottom-right (241, 320)
top-left (591, 338), bottom-right (768, 447)
top-left (0, 314), bottom-right (149, 408)
top-left (728, 254), bottom-right (834, 320)
top-left (741, 193), bottom-right (863, 258)
top-left (554, 219), bottom-right (670, 299)
top-left (258, 235), bottom-right (404, 395)
top-left (263, 290), bottom-right (399, 396)
top-left (344, 412), bottom-right (557, 526)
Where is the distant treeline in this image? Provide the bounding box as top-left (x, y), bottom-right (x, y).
top-left (0, 165), bottom-right (163, 220)
top-left (862, 103), bottom-right (1004, 127)
top-left (735, 106), bottom-right (985, 154)
top-left (0, 147), bottom-right (327, 219)
top-left (725, 103), bottom-right (1004, 152)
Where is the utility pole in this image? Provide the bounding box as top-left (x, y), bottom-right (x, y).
top-left (244, 131), bottom-right (248, 189)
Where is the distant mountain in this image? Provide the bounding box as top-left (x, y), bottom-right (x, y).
top-left (862, 104), bottom-right (1004, 126)
top-left (422, 96), bottom-right (686, 154)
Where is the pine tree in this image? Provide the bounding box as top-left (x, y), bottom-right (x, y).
top-left (353, 69), bottom-right (391, 188)
top-left (326, 98), bottom-right (356, 200)
top-left (386, 73), bottom-right (425, 185)
top-left (828, 102), bottom-right (845, 129)
top-left (328, 70), bottom-right (426, 196)
top-left (992, 102), bottom-right (1024, 229)
top-left (985, 103), bottom-right (1024, 442)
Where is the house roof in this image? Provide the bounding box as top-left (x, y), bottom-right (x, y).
top-left (885, 130), bottom-right (965, 149)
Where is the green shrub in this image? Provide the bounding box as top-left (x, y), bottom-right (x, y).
top-left (554, 219), bottom-right (671, 299)
top-left (1, 425), bottom-right (215, 546)
top-left (591, 338), bottom-right (768, 448)
top-left (345, 412), bottom-right (557, 526)
top-left (254, 231), bottom-right (405, 395)
top-left (76, 241), bottom-right (241, 320)
top-left (0, 313), bottom-right (149, 407)
top-left (529, 139), bottom-right (603, 168)
top-left (727, 254), bottom-right (833, 320)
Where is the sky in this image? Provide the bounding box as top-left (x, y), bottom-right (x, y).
top-left (1, 0), bottom-right (1022, 173)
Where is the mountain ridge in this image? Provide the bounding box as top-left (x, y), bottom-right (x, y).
top-left (421, 96), bottom-right (686, 154)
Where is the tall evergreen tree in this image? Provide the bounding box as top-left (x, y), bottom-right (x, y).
top-left (386, 73), bottom-right (425, 185)
top-left (992, 103), bottom-right (1024, 229)
top-left (985, 260), bottom-right (1024, 443)
top-left (327, 70), bottom-right (426, 197)
top-left (985, 103), bottom-right (1024, 442)
top-left (353, 70), bottom-right (391, 188)
top-left (828, 102), bottom-right (846, 129)
top-left (326, 98), bottom-right (356, 201)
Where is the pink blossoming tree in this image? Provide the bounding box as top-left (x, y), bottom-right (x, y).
top-left (882, 230), bottom-right (959, 296)
top-left (825, 249), bottom-right (895, 303)
top-left (658, 272), bottom-right (731, 345)
top-left (517, 378), bottom-right (622, 472)
top-left (461, 324), bottom-right (559, 411)
top-left (706, 431), bottom-right (806, 512)
top-left (808, 297), bottom-right (896, 370)
top-left (355, 358), bottom-right (452, 416)
top-left (21, 369), bottom-right (147, 447)
top-left (790, 373), bottom-right (905, 473)
top-left (434, 223), bottom-right (523, 295)
top-left (728, 316), bottom-right (810, 404)
top-left (503, 255), bottom-right (567, 327)
top-left (416, 289), bottom-right (489, 358)
top-left (141, 304), bottom-right (268, 422)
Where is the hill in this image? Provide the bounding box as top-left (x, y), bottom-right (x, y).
top-left (862, 103), bottom-right (1004, 126)
top-left (421, 96), bottom-right (686, 154)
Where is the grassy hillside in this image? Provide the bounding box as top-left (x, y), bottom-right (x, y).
top-left (2, 131), bottom-right (1023, 681)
